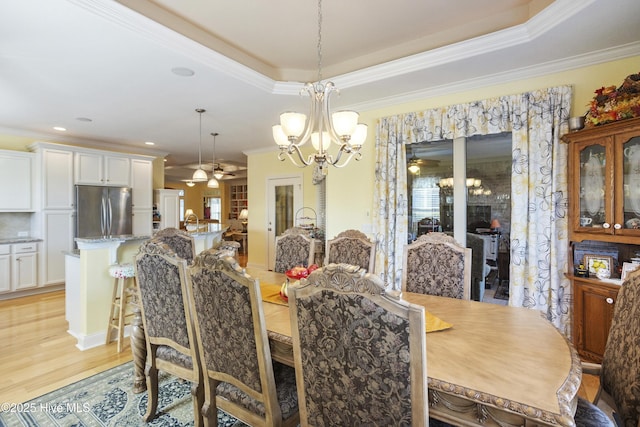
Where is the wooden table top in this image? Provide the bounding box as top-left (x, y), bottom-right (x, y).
top-left (246, 267), bottom-right (581, 426)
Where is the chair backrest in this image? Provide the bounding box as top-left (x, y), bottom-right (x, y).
top-left (187, 249), bottom-right (298, 426)
top-left (274, 228), bottom-right (315, 273)
top-left (134, 239), bottom-right (199, 370)
top-left (465, 233), bottom-right (486, 301)
top-left (211, 240), bottom-right (241, 259)
top-left (601, 268), bottom-right (640, 427)
top-left (325, 229), bottom-right (376, 272)
top-left (402, 232), bottom-right (472, 299)
top-left (153, 227), bottom-right (196, 264)
top-left (289, 263), bottom-right (428, 427)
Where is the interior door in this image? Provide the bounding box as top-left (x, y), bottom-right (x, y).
top-left (267, 176), bottom-right (302, 270)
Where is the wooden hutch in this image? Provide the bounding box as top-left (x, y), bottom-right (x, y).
top-left (563, 117), bottom-right (640, 362)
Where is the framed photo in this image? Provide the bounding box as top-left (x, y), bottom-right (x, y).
top-left (583, 254), bottom-right (614, 275)
top-left (621, 262), bottom-right (640, 280)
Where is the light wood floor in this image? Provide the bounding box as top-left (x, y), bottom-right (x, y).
top-left (1, 252), bottom-right (599, 407)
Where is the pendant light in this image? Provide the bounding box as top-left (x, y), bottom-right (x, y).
top-left (207, 132), bottom-right (220, 188)
top-left (192, 108), bottom-right (208, 182)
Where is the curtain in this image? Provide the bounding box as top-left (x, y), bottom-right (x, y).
top-left (373, 86), bottom-right (573, 334)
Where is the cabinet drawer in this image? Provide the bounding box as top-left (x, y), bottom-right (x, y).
top-left (0, 245), bottom-right (9, 255)
top-left (12, 242), bottom-right (38, 254)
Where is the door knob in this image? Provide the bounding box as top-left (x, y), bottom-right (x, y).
top-left (606, 297), bottom-right (614, 304)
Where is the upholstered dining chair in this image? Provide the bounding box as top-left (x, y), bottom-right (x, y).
top-left (402, 232), bottom-right (472, 300)
top-left (324, 229), bottom-right (376, 272)
top-left (289, 263), bottom-right (428, 426)
top-left (188, 249), bottom-right (300, 427)
top-left (153, 227), bottom-right (197, 264)
top-left (574, 268), bottom-right (640, 427)
top-left (134, 239), bottom-right (203, 426)
top-left (274, 228), bottom-right (315, 273)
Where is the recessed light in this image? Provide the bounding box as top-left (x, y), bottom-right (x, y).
top-left (145, 141), bottom-right (155, 146)
top-left (53, 126), bottom-right (66, 131)
top-left (171, 67), bottom-right (195, 77)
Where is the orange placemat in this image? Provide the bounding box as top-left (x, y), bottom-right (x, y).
top-left (260, 282), bottom-right (288, 306)
top-left (426, 311), bottom-right (453, 333)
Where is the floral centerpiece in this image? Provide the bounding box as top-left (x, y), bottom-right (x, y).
top-left (280, 264), bottom-right (319, 301)
top-left (585, 71), bottom-right (640, 127)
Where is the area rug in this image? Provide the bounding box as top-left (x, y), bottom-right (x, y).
top-left (0, 361), bottom-right (247, 427)
top-left (494, 279), bottom-right (510, 300)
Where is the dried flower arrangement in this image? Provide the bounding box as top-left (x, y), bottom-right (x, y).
top-left (585, 71), bottom-right (640, 127)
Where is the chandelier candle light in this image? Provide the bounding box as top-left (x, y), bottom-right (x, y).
top-left (272, 0), bottom-right (367, 169)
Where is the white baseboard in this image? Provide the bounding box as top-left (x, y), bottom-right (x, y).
top-left (69, 325), bottom-right (132, 351)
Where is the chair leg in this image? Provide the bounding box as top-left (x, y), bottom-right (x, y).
top-left (191, 381), bottom-right (205, 427)
top-left (143, 364), bottom-right (159, 422)
top-left (201, 378), bottom-right (218, 427)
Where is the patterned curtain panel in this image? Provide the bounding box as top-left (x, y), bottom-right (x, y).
top-left (374, 85), bottom-right (573, 334)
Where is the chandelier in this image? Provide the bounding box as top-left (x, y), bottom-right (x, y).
top-left (272, 0), bottom-right (367, 169)
top-left (192, 108), bottom-right (208, 182)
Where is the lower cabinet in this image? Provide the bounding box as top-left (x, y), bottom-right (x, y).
top-left (572, 277), bottom-right (619, 363)
top-left (40, 211), bottom-right (74, 286)
top-left (0, 242), bottom-right (39, 294)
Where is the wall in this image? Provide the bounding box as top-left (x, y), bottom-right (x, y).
top-left (0, 213), bottom-right (32, 239)
top-left (248, 55), bottom-right (640, 267)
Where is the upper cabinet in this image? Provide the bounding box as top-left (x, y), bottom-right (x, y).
top-left (0, 150), bottom-right (34, 212)
top-left (74, 151), bottom-right (130, 186)
top-left (564, 117), bottom-right (640, 244)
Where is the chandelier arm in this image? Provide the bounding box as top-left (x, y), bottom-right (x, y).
top-left (321, 82), bottom-right (345, 145)
top-left (293, 83), bottom-right (319, 148)
top-left (328, 148), bottom-right (362, 168)
top-left (278, 144), bottom-right (314, 167)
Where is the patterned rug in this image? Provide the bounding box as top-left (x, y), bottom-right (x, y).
top-left (0, 361), bottom-right (246, 427)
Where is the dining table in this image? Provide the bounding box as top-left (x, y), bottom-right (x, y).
top-left (247, 267), bottom-right (582, 427)
top-left (129, 266), bottom-right (581, 427)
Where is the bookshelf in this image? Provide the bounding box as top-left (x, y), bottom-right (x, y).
top-left (230, 184), bottom-right (247, 219)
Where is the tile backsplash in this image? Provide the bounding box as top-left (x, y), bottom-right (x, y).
top-left (0, 213), bottom-right (32, 239)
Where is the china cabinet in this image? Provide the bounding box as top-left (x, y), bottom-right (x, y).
top-left (564, 117), bottom-right (640, 244)
top-left (563, 117), bottom-right (640, 362)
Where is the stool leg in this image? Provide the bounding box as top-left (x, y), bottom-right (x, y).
top-left (105, 277), bottom-right (120, 346)
top-left (116, 277), bottom-right (131, 353)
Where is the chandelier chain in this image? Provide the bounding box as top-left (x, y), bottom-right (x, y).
top-left (316, 0), bottom-right (322, 83)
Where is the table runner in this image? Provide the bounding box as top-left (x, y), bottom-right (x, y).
top-left (259, 282), bottom-right (452, 333)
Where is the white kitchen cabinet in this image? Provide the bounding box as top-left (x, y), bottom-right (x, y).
top-left (132, 208), bottom-right (153, 236)
top-left (39, 147), bottom-right (74, 210)
top-left (40, 211), bottom-right (74, 286)
top-left (75, 151), bottom-right (131, 186)
top-left (131, 158), bottom-right (153, 210)
top-left (0, 242), bottom-right (39, 294)
top-left (154, 189), bottom-right (181, 230)
top-left (0, 246), bottom-right (10, 293)
top-left (13, 242), bottom-right (38, 290)
top-left (0, 150), bottom-right (34, 211)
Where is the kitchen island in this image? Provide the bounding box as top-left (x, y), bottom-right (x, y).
top-left (65, 226), bottom-right (227, 350)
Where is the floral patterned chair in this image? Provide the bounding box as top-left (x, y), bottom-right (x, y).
top-left (288, 263), bottom-right (428, 426)
top-left (325, 229), bottom-right (376, 272)
top-left (402, 232), bottom-right (471, 300)
top-left (134, 239), bottom-right (203, 425)
top-left (274, 228), bottom-right (315, 273)
top-left (574, 268), bottom-right (640, 427)
top-left (187, 249), bottom-right (300, 427)
top-left (153, 227), bottom-right (196, 264)
top-left (212, 239), bottom-right (241, 260)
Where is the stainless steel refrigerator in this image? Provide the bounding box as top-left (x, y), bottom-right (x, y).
top-left (75, 185), bottom-right (133, 239)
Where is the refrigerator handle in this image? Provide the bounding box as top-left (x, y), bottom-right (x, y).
top-left (101, 196), bottom-right (107, 236)
top-left (107, 197), bottom-right (113, 236)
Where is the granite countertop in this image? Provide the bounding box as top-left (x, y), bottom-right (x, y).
top-left (0, 237), bottom-right (43, 245)
top-left (74, 234), bottom-right (151, 244)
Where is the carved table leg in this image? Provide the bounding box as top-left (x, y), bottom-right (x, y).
top-left (130, 305), bottom-right (147, 393)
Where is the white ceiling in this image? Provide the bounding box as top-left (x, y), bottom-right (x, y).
top-left (1, 0), bottom-right (639, 183)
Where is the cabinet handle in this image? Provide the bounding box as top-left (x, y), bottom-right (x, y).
top-left (614, 223), bottom-right (622, 230)
top-left (606, 297), bottom-right (614, 304)
top-left (603, 223), bottom-right (611, 229)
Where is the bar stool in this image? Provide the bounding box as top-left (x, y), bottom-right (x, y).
top-left (106, 263), bottom-right (136, 352)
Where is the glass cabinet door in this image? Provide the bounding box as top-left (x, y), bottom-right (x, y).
top-left (578, 142), bottom-right (608, 228)
top-left (620, 135), bottom-right (640, 232)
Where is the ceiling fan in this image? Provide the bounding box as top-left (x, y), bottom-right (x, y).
top-left (212, 163), bottom-right (236, 179)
